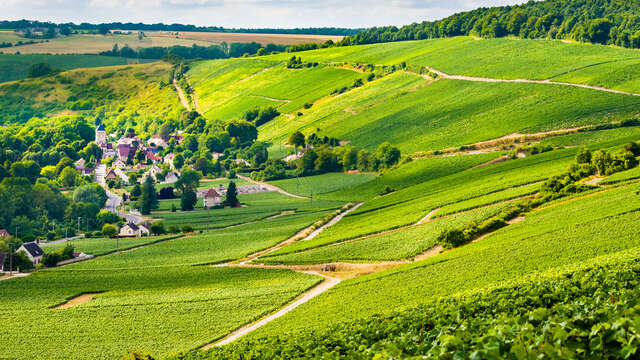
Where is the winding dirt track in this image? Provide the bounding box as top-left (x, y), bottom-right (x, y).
top-left (205, 272), bottom-right (341, 349)
top-left (173, 78), bottom-right (192, 111)
top-left (424, 66), bottom-right (640, 97)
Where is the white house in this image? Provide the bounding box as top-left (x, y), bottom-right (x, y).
top-left (147, 135), bottom-right (168, 148)
top-left (162, 171), bottom-right (180, 184)
top-left (203, 188), bottom-right (222, 208)
top-left (74, 158), bottom-right (86, 169)
top-left (113, 168), bottom-right (130, 184)
top-left (119, 223), bottom-right (150, 237)
top-left (17, 242), bottom-right (44, 265)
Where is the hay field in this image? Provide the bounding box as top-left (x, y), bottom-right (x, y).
top-left (154, 31), bottom-right (343, 45)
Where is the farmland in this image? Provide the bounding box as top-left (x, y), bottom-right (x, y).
top-left (0, 54), bottom-right (138, 83)
top-left (155, 31), bottom-right (343, 46)
top-left (4, 18), bottom-right (640, 360)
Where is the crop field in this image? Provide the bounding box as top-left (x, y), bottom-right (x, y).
top-left (306, 148), bottom-right (577, 246)
top-left (0, 206), bottom-right (336, 359)
top-left (250, 181), bottom-right (640, 336)
top-left (263, 201), bottom-right (511, 263)
top-left (0, 33), bottom-right (216, 55)
top-left (269, 172), bottom-right (377, 198)
top-left (260, 74), bottom-right (640, 154)
top-left (155, 31), bottom-right (343, 46)
top-left (323, 152), bottom-right (503, 201)
top-left (0, 54), bottom-right (137, 83)
top-left (152, 191), bottom-right (343, 231)
top-left (261, 37), bottom-right (640, 88)
top-left (188, 60), bottom-right (363, 120)
top-left (0, 266), bottom-right (318, 360)
top-left (42, 235), bottom-right (182, 256)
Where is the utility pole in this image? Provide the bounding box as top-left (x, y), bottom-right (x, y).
top-left (9, 243), bottom-right (12, 275)
top-left (77, 217), bottom-right (81, 234)
top-left (86, 218), bottom-right (89, 233)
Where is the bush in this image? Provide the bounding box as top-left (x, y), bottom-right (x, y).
top-left (167, 225), bottom-right (179, 234)
top-left (181, 225), bottom-right (194, 233)
top-left (150, 222), bottom-right (166, 235)
top-left (437, 229), bottom-right (469, 249)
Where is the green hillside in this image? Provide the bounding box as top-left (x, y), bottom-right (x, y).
top-left (3, 29), bottom-right (640, 360)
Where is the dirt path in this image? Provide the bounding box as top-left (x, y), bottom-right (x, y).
top-left (415, 208), bottom-right (440, 225)
top-left (303, 202), bottom-right (364, 241)
top-left (0, 273), bottom-right (30, 281)
top-left (237, 174), bottom-right (307, 199)
top-left (250, 95), bottom-right (292, 103)
top-left (54, 293), bottom-right (100, 309)
top-left (205, 272), bottom-right (341, 349)
top-left (173, 78), bottom-right (192, 111)
top-left (183, 74), bottom-right (202, 114)
top-left (424, 66), bottom-right (640, 97)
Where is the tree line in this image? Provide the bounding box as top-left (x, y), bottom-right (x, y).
top-left (0, 20), bottom-right (360, 36)
top-left (335, 0), bottom-right (640, 49)
top-left (99, 42), bottom-right (287, 60)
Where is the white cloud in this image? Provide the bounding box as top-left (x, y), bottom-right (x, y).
top-left (0, 0), bottom-right (526, 28)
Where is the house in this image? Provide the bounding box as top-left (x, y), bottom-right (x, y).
top-left (119, 223), bottom-right (150, 237)
top-left (164, 153), bottom-right (175, 167)
top-left (112, 159), bottom-right (126, 169)
top-left (162, 171), bottom-right (180, 184)
top-left (113, 168), bottom-right (130, 184)
top-left (202, 188), bottom-right (222, 208)
top-left (105, 169), bottom-right (118, 181)
top-left (95, 124), bottom-right (107, 145)
top-left (0, 229), bottom-right (10, 238)
top-left (100, 143), bottom-right (116, 159)
top-left (117, 144), bottom-right (131, 161)
top-left (145, 150), bottom-right (161, 162)
top-left (0, 252), bottom-right (5, 272)
top-left (80, 168), bottom-right (93, 176)
top-left (142, 165), bottom-right (163, 182)
top-left (17, 242), bottom-right (44, 265)
top-left (147, 135), bottom-right (168, 148)
top-left (74, 158), bottom-right (86, 169)
top-left (212, 152), bottom-right (223, 160)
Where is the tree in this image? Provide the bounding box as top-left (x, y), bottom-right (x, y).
top-left (59, 166), bottom-right (78, 188)
top-left (10, 160), bottom-right (41, 183)
top-left (375, 142), bottom-right (401, 168)
top-left (102, 223), bottom-right (117, 238)
top-left (357, 149), bottom-right (372, 171)
top-left (342, 146), bottom-right (358, 171)
top-left (298, 148), bottom-right (318, 175)
top-left (80, 143), bottom-right (102, 162)
top-left (137, 176), bottom-right (158, 215)
top-left (159, 123), bottom-right (172, 141)
top-left (180, 188), bottom-right (197, 211)
top-left (624, 142), bottom-right (640, 156)
top-left (27, 63), bottom-right (55, 78)
top-left (575, 147), bottom-right (592, 164)
top-left (195, 158), bottom-right (214, 175)
top-left (150, 222), bottom-right (166, 235)
top-left (288, 131), bottom-right (305, 153)
top-left (587, 18), bottom-right (613, 44)
top-left (173, 154), bottom-right (185, 169)
top-left (97, 210), bottom-right (120, 227)
top-left (226, 120), bottom-right (257, 144)
top-left (176, 168), bottom-right (202, 192)
top-left (224, 181), bottom-right (239, 207)
top-left (182, 135), bottom-right (199, 153)
top-left (315, 148), bottom-right (340, 173)
top-left (131, 184), bottom-right (142, 198)
top-left (73, 184), bottom-right (107, 208)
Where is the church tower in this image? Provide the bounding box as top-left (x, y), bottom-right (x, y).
top-left (95, 124), bottom-right (107, 145)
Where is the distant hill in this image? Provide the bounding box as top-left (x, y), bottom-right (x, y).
top-left (340, 0), bottom-right (640, 49)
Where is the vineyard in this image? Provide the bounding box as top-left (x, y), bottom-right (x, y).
top-left (3, 25), bottom-right (640, 360)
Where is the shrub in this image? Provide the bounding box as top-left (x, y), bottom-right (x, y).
top-left (181, 225), bottom-right (194, 233)
top-left (437, 229), bottom-right (469, 249)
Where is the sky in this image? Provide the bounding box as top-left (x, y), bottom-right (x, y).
top-left (1, 0), bottom-right (526, 29)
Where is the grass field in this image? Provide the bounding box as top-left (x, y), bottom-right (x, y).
top-left (0, 53), bottom-right (138, 83)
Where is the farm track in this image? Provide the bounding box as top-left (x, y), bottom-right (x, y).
top-left (184, 74), bottom-right (203, 114)
top-left (237, 174), bottom-right (307, 199)
top-left (173, 78), bottom-right (192, 111)
top-left (249, 95), bottom-right (292, 103)
top-left (53, 293), bottom-right (100, 309)
top-left (303, 202), bottom-right (364, 241)
top-left (423, 66), bottom-right (640, 97)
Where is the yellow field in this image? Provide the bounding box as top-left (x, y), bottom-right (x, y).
top-left (0, 32), bottom-right (215, 54)
top-left (0, 30), bottom-right (343, 55)
top-left (155, 31), bottom-right (344, 46)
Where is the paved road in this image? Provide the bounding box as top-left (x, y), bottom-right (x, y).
top-left (96, 163), bottom-right (143, 224)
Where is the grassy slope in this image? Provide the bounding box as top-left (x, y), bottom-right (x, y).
top-left (0, 54), bottom-right (134, 83)
top-left (268, 172), bottom-right (377, 198)
top-left (0, 61), bottom-right (183, 135)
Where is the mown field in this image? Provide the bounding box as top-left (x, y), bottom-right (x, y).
top-left (0, 210), bottom-right (331, 360)
top-left (157, 31), bottom-right (343, 46)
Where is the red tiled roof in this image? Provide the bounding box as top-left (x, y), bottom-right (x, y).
top-left (0, 229), bottom-right (10, 237)
top-left (204, 188), bottom-right (221, 198)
